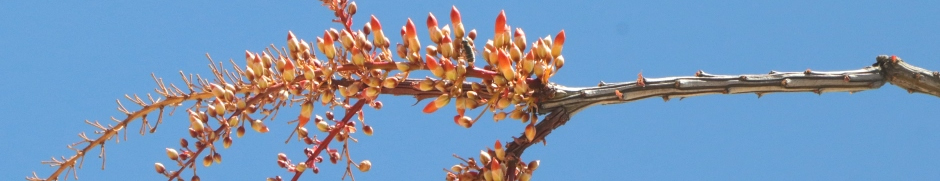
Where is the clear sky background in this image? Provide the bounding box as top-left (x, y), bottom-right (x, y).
top-left (3, 1), bottom-right (940, 180)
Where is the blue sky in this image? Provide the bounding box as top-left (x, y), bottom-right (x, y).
top-left (3, 1), bottom-right (940, 180)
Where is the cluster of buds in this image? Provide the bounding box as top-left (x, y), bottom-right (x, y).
top-left (446, 140), bottom-right (541, 181)
top-left (152, 1), bottom-right (567, 180)
top-left (398, 6), bottom-right (565, 143)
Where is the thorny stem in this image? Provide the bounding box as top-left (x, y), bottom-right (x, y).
top-left (502, 56), bottom-right (940, 181)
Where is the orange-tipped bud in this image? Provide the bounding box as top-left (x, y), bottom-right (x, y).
top-left (497, 50), bottom-right (515, 79)
top-left (522, 51), bottom-right (536, 76)
top-left (299, 101), bottom-right (313, 126)
top-left (495, 10), bottom-right (507, 36)
top-left (427, 12), bottom-right (439, 28)
top-left (405, 18), bottom-right (417, 39)
top-left (552, 30), bottom-right (565, 58)
top-left (441, 36), bottom-right (454, 58)
top-left (322, 31), bottom-right (336, 60)
top-left (422, 101), bottom-right (440, 114)
top-left (370, 15), bottom-right (383, 30)
top-left (494, 140), bottom-right (505, 160)
top-left (426, 54), bottom-right (444, 77)
top-left (340, 29), bottom-right (355, 49)
top-left (524, 124), bottom-right (536, 141)
top-left (288, 31), bottom-right (300, 54)
top-left (282, 58), bottom-right (295, 82)
top-left (450, 6), bottom-right (462, 25)
top-left (250, 119), bottom-right (269, 133)
top-left (441, 58), bottom-right (456, 80)
top-left (490, 157), bottom-right (504, 181)
top-left (455, 116), bottom-right (472, 128)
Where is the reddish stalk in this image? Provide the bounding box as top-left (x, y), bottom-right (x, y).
top-left (291, 99), bottom-right (367, 181)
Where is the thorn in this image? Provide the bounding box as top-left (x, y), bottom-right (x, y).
top-left (661, 96), bottom-right (669, 102)
top-left (907, 89), bottom-right (915, 94)
top-left (891, 55), bottom-right (899, 64)
top-left (756, 93), bottom-right (763, 98)
top-left (636, 72), bottom-right (646, 87)
top-left (843, 75), bottom-right (851, 83)
top-left (723, 88), bottom-right (730, 94)
top-left (598, 81), bottom-right (606, 87)
top-left (804, 68), bottom-right (812, 75)
top-left (679, 97), bottom-right (686, 101)
top-left (695, 70), bottom-right (704, 77)
top-left (615, 90), bottom-right (623, 100)
top-left (781, 79), bottom-right (789, 87)
top-left (813, 88), bottom-right (822, 95)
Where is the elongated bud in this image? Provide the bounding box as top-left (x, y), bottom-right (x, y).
top-left (298, 101), bottom-right (313, 127)
top-left (441, 36), bottom-right (454, 58)
top-left (426, 54), bottom-right (444, 77)
top-left (322, 31), bottom-right (336, 60)
top-left (552, 30), bottom-right (565, 58)
top-left (363, 125), bottom-right (374, 136)
top-left (166, 148), bottom-right (180, 160)
top-left (236, 126), bottom-right (246, 138)
top-left (251, 119), bottom-right (269, 133)
top-left (202, 155), bottom-right (213, 167)
top-left (347, 1), bottom-right (357, 15)
top-left (494, 140), bottom-right (505, 160)
top-left (434, 94), bottom-right (451, 108)
top-left (495, 10), bottom-right (507, 37)
top-left (497, 50), bottom-right (514, 79)
top-left (450, 6), bottom-right (462, 25)
top-left (420, 99), bottom-right (440, 113)
top-left (480, 150), bottom-right (492, 166)
top-left (155, 163), bottom-right (166, 174)
top-left (317, 120), bottom-right (330, 132)
top-left (525, 124), bottom-right (536, 141)
top-left (282, 57), bottom-right (295, 82)
top-left (382, 77), bottom-right (399, 88)
top-left (514, 28), bottom-right (527, 50)
top-left (490, 157), bottom-right (504, 181)
top-left (428, 13), bottom-right (442, 44)
top-left (418, 77), bottom-right (434, 91)
top-left (223, 136), bottom-right (232, 148)
top-left (371, 16), bottom-right (387, 47)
